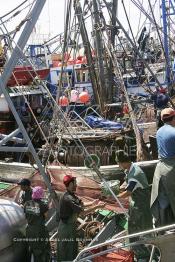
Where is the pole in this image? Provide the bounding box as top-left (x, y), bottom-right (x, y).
top-left (108, 0), bottom-right (118, 102)
top-left (162, 0), bottom-right (171, 88)
top-left (73, 0), bottom-right (104, 112)
top-left (92, 0), bottom-right (106, 102)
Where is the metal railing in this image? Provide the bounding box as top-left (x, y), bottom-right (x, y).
top-left (75, 223), bottom-right (175, 261)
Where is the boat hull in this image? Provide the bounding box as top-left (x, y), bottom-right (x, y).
top-left (7, 66), bottom-right (49, 87)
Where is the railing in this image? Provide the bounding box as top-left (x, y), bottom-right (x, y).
top-left (74, 223), bottom-right (175, 261)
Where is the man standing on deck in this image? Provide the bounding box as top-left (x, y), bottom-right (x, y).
top-left (24, 186), bottom-right (51, 262)
top-left (57, 175), bottom-right (105, 262)
top-left (17, 178), bottom-right (32, 206)
top-left (116, 150), bottom-right (152, 261)
top-left (151, 108), bottom-right (175, 227)
top-left (151, 86), bottom-right (169, 128)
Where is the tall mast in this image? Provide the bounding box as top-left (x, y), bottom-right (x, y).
top-left (92, 0), bottom-right (106, 102)
top-left (161, 0), bottom-right (171, 89)
top-left (73, 0), bottom-right (104, 111)
top-left (108, 0), bottom-right (118, 102)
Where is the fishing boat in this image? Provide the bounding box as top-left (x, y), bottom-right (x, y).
top-left (7, 66), bottom-right (49, 87)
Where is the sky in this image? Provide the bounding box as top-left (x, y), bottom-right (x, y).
top-left (0, 0), bottom-right (66, 43)
top-left (0, 0), bottom-right (162, 45)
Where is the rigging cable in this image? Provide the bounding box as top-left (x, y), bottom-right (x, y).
top-left (131, 0), bottom-right (175, 46)
top-left (0, 1), bottom-right (34, 27)
top-left (104, 1), bottom-right (155, 94)
top-left (0, 0), bottom-right (29, 19)
top-left (147, 0), bottom-right (166, 61)
top-left (121, 0), bottom-right (137, 46)
top-left (136, 0), bottom-right (158, 40)
top-left (136, 0), bottom-right (143, 38)
top-left (0, 0), bottom-right (34, 53)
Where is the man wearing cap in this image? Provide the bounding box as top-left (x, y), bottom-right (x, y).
top-left (24, 186), bottom-right (51, 262)
top-left (57, 175), bottom-right (105, 262)
top-left (17, 178), bottom-right (32, 206)
top-left (151, 107), bottom-right (175, 227)
top-left (116, 150), bottom-right (152, 261)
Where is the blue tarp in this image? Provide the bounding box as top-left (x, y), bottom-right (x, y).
top-left (85, 115), bottom-right (123, 129)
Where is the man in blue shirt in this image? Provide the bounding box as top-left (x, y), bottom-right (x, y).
top-left (151, 107), bottom-right (175, 227)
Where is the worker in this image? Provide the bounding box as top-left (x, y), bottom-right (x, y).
top-left (151, 107), bottom-right (175, 227)
top-left (17, 178), bottom-right (32, 206)
top-left (116, 150), bottom-right (152, 261)
top-left (24, 186), bottom-right (51, 262)
top-left (57, 175), bottom-right (105, 262)
top-left (151, 86), bottom-right (169, 128)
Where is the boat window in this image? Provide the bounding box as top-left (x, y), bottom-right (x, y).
top-left (76, 70), bottom-right (81, 82)
top-left (82, 71), bottom-right (86, 82)
top-left (68, 71), bottom-right (72, 86)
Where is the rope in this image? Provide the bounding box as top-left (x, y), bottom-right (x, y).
top-left (136, 0), bottom-right (143, 38)
top-left (104, 1), bottom-right (155, 95)
top-left (131, 0), bottom-right (175, 46)
top-left (0, 0), bottom-right (29, 19)
top-left (102, 0), bottom-right (150, 161)
top-left (147, 0), bottom-right (166, 62)
top-left (0, 2), bottom-right (33, 27)
top-left (121, 0), bottom-right (137, 46)
top-left (135, 0), bottom-right (158, 40)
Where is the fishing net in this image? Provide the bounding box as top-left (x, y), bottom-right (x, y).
top-left (92, 248), bottom-right (134, 262)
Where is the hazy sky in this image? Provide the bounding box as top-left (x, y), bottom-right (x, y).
top-left (0, 0), bottom-right (162, 44)
top-left (0, 0), bottom-right (65, 43)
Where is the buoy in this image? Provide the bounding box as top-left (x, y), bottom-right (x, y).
top-left (79, 91), bottom-right (90, 103)
top-left (70, 89), bottom-right (79, 102)
top-left (59, 96), bottom-right (69, 106)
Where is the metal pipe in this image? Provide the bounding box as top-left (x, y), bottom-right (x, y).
top-left (49, 230), bottom-right (58, 241)
top-left (0, 128), bottom-right (20, 146)
top-left (84, 106), bottom-right (102, 118)
top-left (75, 223), bottom-right (175, 260)
top-left (0, 147), bottom-right (28, 152)
top-left (68, 110), bottom-right (93, 130)
top-left (162, 0), bottom-right (171, 87)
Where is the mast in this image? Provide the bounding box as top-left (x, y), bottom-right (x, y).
top-left (92, 0), bottom-right (106, 102)
top-left (109, 0), bottom-right (118, 102)
top-left (161, 0), bottom-right (171, 89)
top-left (73, 0), bottom-right (104, 111)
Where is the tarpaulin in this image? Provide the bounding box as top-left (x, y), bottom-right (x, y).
top-left (85, 116), bottom-right (123, 129)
